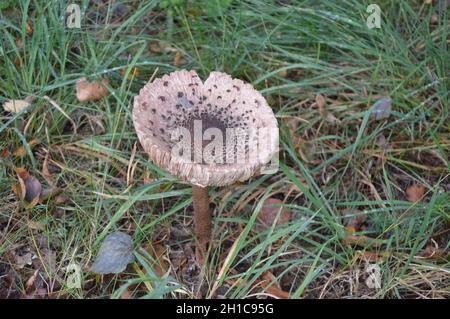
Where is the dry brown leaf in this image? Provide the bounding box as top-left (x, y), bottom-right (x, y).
top-left (15, 167), bottom-right (42, 204)
top-left (16, 37), bottom-right (23, 49)
top-left (3, 99), bottom-right (30, 113)
top-left (343, 209), bottom-right (367, 231)
top-left (315, 94), bottom-right (341, 125)
top-left (430, 13), bottom-right (439, 24)
top-left (259, 271), bottom-right (291, 298)
top-left (257, 197), bottom-right (291, 229)
top-left (28, 220), bottom-right (45, 231)
top-left (173, 51), bottom-right (182, 67)
top-left (76, 77), bottom-right (110, 102)
top-left (42, 150), bottom-right (53, 185)
top-left (145, 243), bottom-right (170, 277)
top-left (226, 273), bottom-right (294, 299)
top-left (149, 43), bottom-right (161, 53)
top-left (26, 269), bottom-right (39, 291)
top-left (14, 55), bottom-right (21, 67)
top-left (276, 66), bottom-right (287, 78)
top-left (1, 148), bottom-right (10, 158)
top-left (356, 250), bottom-right (391, 262)
top-left (343, 234), bottom-right (371, 246)
top-left (416, 240), bottom-right (447, 260)
top-left (26, 20), bottom-right (33, 35)
top-left (406, 183), bottom-right (425, 202)
top-left (16, 252), bottom-right (33, 269)
top-left (120, 288), bottom-right (133, 299)
top-left (324, 112), bottom-right (342, 125)
top-left (13, 138), bottom-right (39, 157)
top-left (315, 94), bottom-right (326, 116)
top-left (119, 67), bottom-right (140, 80)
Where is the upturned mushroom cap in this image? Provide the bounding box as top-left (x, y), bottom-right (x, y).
top-left (133, 70), bottom-right (278, 187)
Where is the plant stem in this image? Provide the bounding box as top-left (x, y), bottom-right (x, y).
top-left (192, 185), bottom-right (211, 264)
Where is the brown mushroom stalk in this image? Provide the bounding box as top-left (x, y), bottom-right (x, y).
top-left (192, 185), bottom-right (211, 262)
top-left (133, 70), bottom-right (278, 267)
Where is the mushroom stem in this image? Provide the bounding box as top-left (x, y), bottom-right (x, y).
top-left (192, 185), bottom-right (211, 264)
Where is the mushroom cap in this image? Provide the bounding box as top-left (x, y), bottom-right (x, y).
top-left (133, 70), bottom-right (278, 187)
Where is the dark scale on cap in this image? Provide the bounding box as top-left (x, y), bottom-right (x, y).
top-left (158, 96), bottom-right (166, 102)
top-left (151, 108), bottom-right (156, 114)
top-left (159, 128), bottom-right (165, 134)
top-left (178, 92), bottom-right (183, 98)
top-left (163, 81), bottom-right (169, 87)
top-left (142, 101), bottom-right (148, 110)
top-left (233, 85), bottom-right (240, 91)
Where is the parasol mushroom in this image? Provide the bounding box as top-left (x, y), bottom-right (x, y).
top-left (133, 70), bottom-right (278, 264)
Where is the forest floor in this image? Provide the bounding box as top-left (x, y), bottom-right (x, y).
top-left (0, 0), bottom-right (448, 298)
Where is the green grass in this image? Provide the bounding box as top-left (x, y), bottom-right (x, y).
top-left (0, 0), bottom-right (448, 299)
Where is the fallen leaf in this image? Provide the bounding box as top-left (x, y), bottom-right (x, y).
top-left (42, 150), bottom-right (53, 185)
top-left (26, 269), bottom-right (39, 291)
top-left (13, 138), bottom-right (39, 157)
top-left (16, 252), bottom-right (33, 269)
top-left (416, 240), bottom-right (447, 260)
top-left (173, 51), bottom-right (182, 67)
top-left (16, 37), bottom-right (23, 49)
top-left (226, 274), bottom-right (294, 299)
top-left (260, 271), bottom-right (291, 299)
top-left (120, 288), bottom-right (133, 299)
top-left (15, 167), bottom-right (42, 204)
top-left (356, 250), bottom-right (391, 262)
top-left (0, 148), bottom-right (10, 158)
top-left (315, 94), bottom-right (326, 116)
top-left (26, 20), bottom-right (33, 35)
top-left (144, 243), bottom-right (170, 277)
top-left (342, 209), bottom-right (367, 230)
top-left (406, 183), bottom-right (425, 202)
top-left (27, 220), bottom-right (45, 231)
top-left (119, 67), bottom-right (140, 80)
top-left (430, 13), bottom-right (439, 24)
top-left (76, 77), bottom-right (109, 102)
top-left (3, 99), bottom-right (30, 113)
top-left (149, 43), bottom-right (161, 53)
top-left (257, 198), bottom-right (291, 229)
top-left (15, 55), bottom-right (21, 67)
top-left (91, 231), bottom-right (134, 274)
top-left (315, 94), bottom-right (341, 125)
top-left (324, 112), bottom-right (342, 125)
top-left (371, 97), bottom-right (392, 120)
top-left (276, 65), bottom-right (288, 78)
